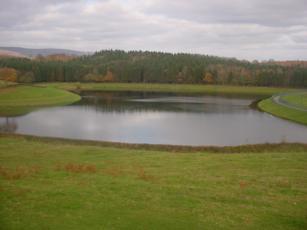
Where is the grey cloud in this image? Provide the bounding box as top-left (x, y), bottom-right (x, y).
top-left (0, 0), bottom-right (306, 60)
top-left (145, 0), bottom-right (307, 27)
top-left (0, 0), bottom-right (80, 28)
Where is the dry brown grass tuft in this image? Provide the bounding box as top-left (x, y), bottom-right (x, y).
top-left (136, 167), bottom-right (156, 182)
top-left (239, 181), bottom-right (249, 189)
top-left (276, 179), bottom-right (291, 188)
top-left (101, 164), bottom-right (157, 182)
top-left (55, 163), bottom-right (97, 173)
top-left (12, 187), bottom-right (31, 196)
top-left (54, 163), bottom-right (62, 171)
top-left (102, 165), bottom-right (124, 177)
top-left (0, 165), bottom-right (40, 180)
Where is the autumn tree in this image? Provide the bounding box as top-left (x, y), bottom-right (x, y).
top-left (103, 70), bottom-right (116, 82)
top-left (18, 71), bottom-right (35, 83)
top-left (0, 50), bottom-right (306, 87)
top-left (203, 72), bottom-right (214, 84)
top-left (0, 67), bottom-right (18, 82)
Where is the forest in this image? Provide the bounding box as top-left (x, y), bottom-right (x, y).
top-left (0, 50), bottom-right (306, 87)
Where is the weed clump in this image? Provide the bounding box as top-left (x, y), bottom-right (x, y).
top-left (0, 165), bottom-right (40, 180)
top-left (55, 163), bottom-right (97, 173)
top-left (102, 166), bottom-right (123, 177)
top-left (136, 167), bottom-right (156, 182)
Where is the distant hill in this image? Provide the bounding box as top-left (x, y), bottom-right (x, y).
top-left (272, 61), bottom-right (307, 68)
top-left (0, 47), bottom-right (89, 57)
top-left (0, 49), bottom-right (27, 58)
top-left (35, 54), bottom-right (77, 61)
top-left (0, 49), bottom-right (306, 87)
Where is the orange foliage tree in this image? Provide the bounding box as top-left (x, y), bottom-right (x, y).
top-left (203, 72), bottom-right (214, 84)
top-left (103, 70), bottom-right (116, 82)
top-left (0, 67), bottom-right (18, 82)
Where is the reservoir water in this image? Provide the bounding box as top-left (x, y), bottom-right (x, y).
top-left (1, 91), bottom-right (306, 146)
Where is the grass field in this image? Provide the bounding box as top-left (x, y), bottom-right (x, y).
top-left (258, 92), bottom-right (307, 125)
top-left (0, 135), bottom-right (307, 230)
top-left (0, 80), bottom-right (16, 89)
top-left (282, 92), bottom-right (307, 108)
top-left (0, 85), bottom-right (80, 116)
top-left (39, 82), bottom-right (294, 97)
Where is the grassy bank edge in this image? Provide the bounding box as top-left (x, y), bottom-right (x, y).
top-left (258, 96), bottom-right (307, 126)
top-left (39, 82), bottom-right (297, 97)
top-left (282, 91), bottom-right (307, 108)
top-left (0, 85), bottom-right (81, 116)
top-left (2, 133), bottom-right (307, 153)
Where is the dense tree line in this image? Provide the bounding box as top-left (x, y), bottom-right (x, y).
top-left (0, 50), bottom-right (306, 87)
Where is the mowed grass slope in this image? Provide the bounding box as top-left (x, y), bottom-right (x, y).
top-left (39, 82), bottom-right (294, 97)
top-left (258, 92), bottom-right (307, 125)
top-left (0, 85), bottom-right (80, 116)
top-left (0, 80), bottom-right (16, 89)
top-left (0, 136), bottom-right (307, 230)
top-left (283, 92), bottom-right (307, 108)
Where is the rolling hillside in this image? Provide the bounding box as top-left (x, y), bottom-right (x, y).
top-left (0, 47), bottom-right (89, 58)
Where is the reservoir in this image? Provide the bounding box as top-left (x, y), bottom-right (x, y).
top-left (1, 91), bottom-right (307, 146)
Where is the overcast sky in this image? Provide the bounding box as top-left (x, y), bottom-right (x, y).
top-left (0, 0), bottom-right (306, 60)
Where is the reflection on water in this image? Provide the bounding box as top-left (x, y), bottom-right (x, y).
top-left (0, 118), bottom-right (17, 133)
top-left (1, 91), bottom-right (307, 146)
top-left (78, 92), bottom-right (252, 114)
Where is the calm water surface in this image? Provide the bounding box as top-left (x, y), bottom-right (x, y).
top-left (1, 91), bottom-right (307, 146)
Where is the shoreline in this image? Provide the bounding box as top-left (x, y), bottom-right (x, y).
top-left (257, 91), bottom-right (307, 126)
top-left (1, 133), bottom-right (307, 153)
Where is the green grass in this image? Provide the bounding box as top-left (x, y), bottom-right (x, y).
top-left (258, 94), bottom-right (307, 125)
top-left (0, 80), bottom-right (16, 89)
top-left (39, 82), bottom-right (295, 97)
top-left (0, 85), bottom-right (80, 116)
top-left (0, 135), bottom-right (307, 230)
top-left (282, 92), bottom-right (307, 109)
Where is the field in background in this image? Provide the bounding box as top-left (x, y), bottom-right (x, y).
top-left (40, 82), bottom-right (294, 97)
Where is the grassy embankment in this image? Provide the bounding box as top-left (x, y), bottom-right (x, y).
top-left (39, 82), bottom-right (294, 97)
top-left (283, 92), bottom-right (307, 108)
top-left (0, 135), bottom-right (307, 229)
top-left (258, 92), bottom-right (307, 125)
top-left (0, 85), bottom-right (80, 116)
top-left (0, 80), bottom-right (16, 89)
